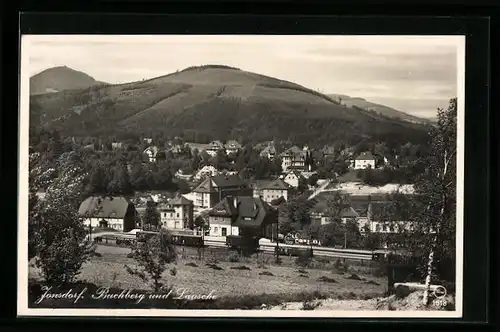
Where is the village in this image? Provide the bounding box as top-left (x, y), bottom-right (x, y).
top-left (42, 136), bottom-right (418, 251)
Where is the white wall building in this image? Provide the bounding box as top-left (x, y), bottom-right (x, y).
top-left (354, 151), bottom-right (377, 169)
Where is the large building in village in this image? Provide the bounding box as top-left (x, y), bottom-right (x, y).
top-left (310, 192), bottom-right (413, 234)
top-left (354, 151), bottom-right (377, 170)
top-left (260, 178), bottom-right (292, 203)
top-left (78, 196), bottom-right (138, 232)
top-left (279, 146), bottom-right (314, 172)
top-left (207, 196), bottom-right (278, 239)
top-left (158, 195), bottom-right (194, 230)
top-left (192, 174), bottom-right (253, 210)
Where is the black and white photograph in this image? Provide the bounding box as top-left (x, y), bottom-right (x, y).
top-left (18, 34), bottom-right (465, 317)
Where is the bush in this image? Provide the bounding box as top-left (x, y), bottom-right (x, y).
top-left (125, 228), bottom-right (177, 292)
top-left (206, 263), bottom-right (224, 271)
top-left (228, 251), bottom-right (240, 263)
top-left (230, 265), bottom-right (251, 271)
top-left (295, 249), bottom-right (313, 267)
top-left (317, 276), bottom-right (337, 283)
top-left (302, 300), bottom-right (321, 310)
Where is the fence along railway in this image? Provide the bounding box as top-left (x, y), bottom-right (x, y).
top-left (91, 229), bottom-right (394, 262)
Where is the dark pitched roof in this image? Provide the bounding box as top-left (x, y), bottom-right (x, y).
top-left (262, 179), bottom-right (291, 190)
top-left (211, 174), bottom-right (247, 188)
top-left (78, 196), bottom-right (132, 219)
top-left (193, 177), bottom-right (214, 193)
top-left (225, 140), bottom-right (242, 149)
top-left (170, 195), bottom-right (193, 205)
top-left (279, 146), bottom-right (304, 157)
top-left (356, 151), bottom-right (376, 161)
top-left (311, 192), bottom-right (346, 213)
top-left (250, 179), bottom-right (271, 190)
top-left (209, 197), bottom-right (237, 216)
top-left (260, 145), bottom-right (276, 155)
top-left (370, 201), bottom-right (412, 221)
top-left (285, 170), bottom-right (302, 178)
top-left (209, 196), bottom-right (276, 228)
top-left (310, 192), bottom-right (359, 218)
top-left (208, 140), bottom-right (224, 149)
top-left (194, 174), bottom-right (247, 193)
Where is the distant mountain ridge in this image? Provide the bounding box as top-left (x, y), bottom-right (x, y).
top-left (328, 93), bottom-right (432, 124)
top-left (30, 65), bottom-right (431, 146)
top-left (30, 66), bottom-right (107, 95)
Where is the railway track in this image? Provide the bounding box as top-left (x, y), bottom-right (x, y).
top-left (259, 244), bottom-right (374, 261)
top-left (93, 232), bottom-right (376, 261)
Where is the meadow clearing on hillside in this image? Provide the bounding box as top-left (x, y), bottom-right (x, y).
top-left (28, 244), bottom-right (386, 299)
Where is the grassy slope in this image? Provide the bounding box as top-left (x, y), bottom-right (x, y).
top-left (329, 93), bottom-right (430, 124)
top-left (29, 244), bottom-right (385, 301)
top-left (30, 66), bottom-right (430, 144)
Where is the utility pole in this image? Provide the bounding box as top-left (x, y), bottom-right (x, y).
top-left (89, 223), bottom-right (92, 243)
top-left (275, 213), bottom-right (280, 261)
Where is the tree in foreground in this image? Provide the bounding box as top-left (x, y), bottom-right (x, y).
top-left (142, 200), bottom-right (161, 231)
top-left (381, 98), bottom-right (457, 306)
top-left (30, 153), bottom-right (94, 284)
top-left (417, 98), bottom-right (457, 305)
top-left (125, 229), bottom-right (177, 292)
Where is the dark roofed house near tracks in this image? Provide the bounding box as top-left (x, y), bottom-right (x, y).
top-left (192, 174), bottom-right (253, 210)
top-left (260, 178), bottom-right (292, 204)
top-left (78, 196), bottom-right (138, 232)
top-left (207, 196), bottom-right (278, 241)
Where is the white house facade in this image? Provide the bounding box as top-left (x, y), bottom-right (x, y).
top-left (159, 196), bottom-right (194, 230)
top-left (354, 151), bottom-right (376, 170)
top-left (283, 170), bottom-right (302, 188)
top-left (143, 146), bottom-right (159, 163)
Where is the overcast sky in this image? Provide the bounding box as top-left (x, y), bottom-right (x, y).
top-left (24, 35), bottom-right (463, 119)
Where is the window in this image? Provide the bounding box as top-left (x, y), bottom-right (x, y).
top-left (214, 227), bottom-right (218, 233)
top-left (176, 213), bottom-right (179, 218)
top-left (221, 228), bottom-right (227, 236)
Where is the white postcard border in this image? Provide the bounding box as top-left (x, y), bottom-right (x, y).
top-left (17, 34), bottom-right (466, 318)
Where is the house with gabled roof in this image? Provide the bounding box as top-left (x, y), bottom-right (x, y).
top-left (224, 140), bottom-right (242, 155)
top-left (322, 145), bottom-right (337, 159)
top-left (283, 169), bottom-right (304, 188)
top-left (259, 145), bottom-right (276, 160)
top-left (367, 198), bottom-right (415, 233)
top-left (143, 145), bottom-right (160, 163)
top-left (192, 174), bottom-right (253, 209)
top-left (78, 196), bottom-right (137, 232)
top-left (354, 151), bottom-right (377, 169)
top-left (206, 140), bottom-right (225, 157)
top-left (158, 194), bottom-right (194, 230)
top-left (207, 196), bottom-right (278, 239)
top-left (279, 145), bottom-right (313, 172)
top-left (310, 192), bottom-right (359, 226)
top-left (261, 179), bottom-right (292, 203)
